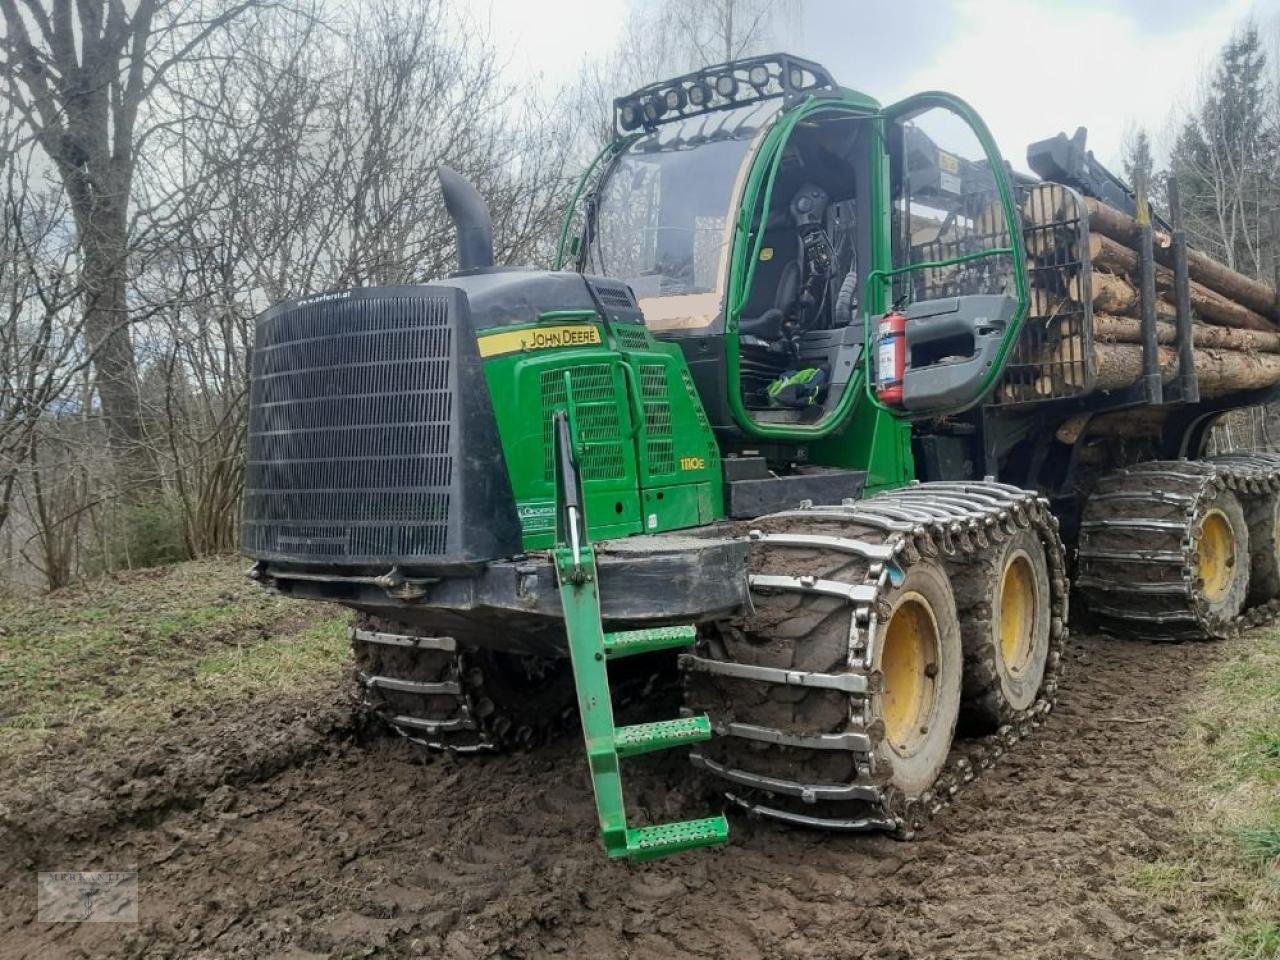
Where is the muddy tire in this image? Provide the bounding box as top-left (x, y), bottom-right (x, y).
top-left (871, 560), bottom-right (964, 797)
top-left (354, 613), bottom-right (576, 752)
top-left (686, 520), bottom-right (962, 818)
top-left (1078, 463), bottom-right (1252, 640)
top-left (949, 527), bottom-right (1051, 734)
top-left (1192, 493), bottom-right (1250, 625)
top-left (1241, 492), bottom-right (1280, 605)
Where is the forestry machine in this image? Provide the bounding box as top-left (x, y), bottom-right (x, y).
top-left (243, 54), bottom-right (1280, 861)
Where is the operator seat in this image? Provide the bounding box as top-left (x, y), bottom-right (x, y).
top-left (738, 231), bottom-right (800, 405)
top-left (737, 184), bottom-right (831, 406)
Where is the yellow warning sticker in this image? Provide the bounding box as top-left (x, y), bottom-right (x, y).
top-left (759, 247), bottom-right (774, 261)
top-left (937, 150), bottom-right (960, 174)
top-left (477, 324), bottom-right (602, 358)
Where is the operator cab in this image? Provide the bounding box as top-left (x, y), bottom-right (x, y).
top-left (572, 54), bottom-right (1025, 439)
top-left (733, 118), bottom-right (866, 420)
top-left (577, 83), bottom-right (874, 432)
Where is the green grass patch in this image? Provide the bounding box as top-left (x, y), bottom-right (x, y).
top-left (195, 619), bottom-right (348, 691)
top-left (0, 558), bottom-right (347, 760)
top-left (1236, 819), bottom-right (1280, 867)
top-left (1156, 625), bottom-right (1280, 958)
top-left (1129, 859), bottom-right (1196, 897)
top-left (1232, 920), bottom-right (1280, 960)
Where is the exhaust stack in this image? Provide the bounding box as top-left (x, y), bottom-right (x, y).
top-left (438, 165), bottom-right (495, 272)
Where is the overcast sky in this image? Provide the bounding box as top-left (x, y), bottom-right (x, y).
top-left (486, 0), bottom-right (1280, 174)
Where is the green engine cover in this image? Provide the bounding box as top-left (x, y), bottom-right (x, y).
top-left (478, 320), bottom-right (723, 549)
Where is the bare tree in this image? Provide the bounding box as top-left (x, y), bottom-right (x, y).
top-left (568, 0), bottom-right (801, 156)
top-left (120, 0), bottom-right (575, 559)
top-left (0, 0), bottom-right (268, 497)
top-left (0, 106), bottom-right (87, 535)
top-left (669, 0), bottom-right (799, 66)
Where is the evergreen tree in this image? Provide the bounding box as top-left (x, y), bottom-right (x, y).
top-left (1168, 24), bottom-right (1275, 275)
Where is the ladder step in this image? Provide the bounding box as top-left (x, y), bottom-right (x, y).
top-left (614, 715), bottom-right (711, 758)
top-left (623, 815), bottom-right (729, 860)
top-left (603, 625), bottom-right (697, 659)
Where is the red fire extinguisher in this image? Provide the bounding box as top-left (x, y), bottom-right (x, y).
top-left (876, 310), bottom-right (906, 406)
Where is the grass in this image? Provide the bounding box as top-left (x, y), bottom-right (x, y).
top-left (0, 557), bottom-right (348, 762)
top-left (1234, 922), bottom-right (1280, 960)
top-left (1128, 625), bottom-right (1280, 958)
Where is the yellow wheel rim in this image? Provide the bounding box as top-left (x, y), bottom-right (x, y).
top-left (880, 593), bottom-right (940, 755)
top-left (1198, 508), bottom-right (1236, 603)
top-left (999, 553), bottom-right (1037, 676)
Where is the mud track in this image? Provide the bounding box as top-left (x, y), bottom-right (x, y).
top-left (1, 633), bottom-right (1223, 959)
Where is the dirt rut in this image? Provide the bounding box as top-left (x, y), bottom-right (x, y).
top-left (0, 633), bottom-right (1222, 959)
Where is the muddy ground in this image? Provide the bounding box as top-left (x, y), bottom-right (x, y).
top-left (0, 632), bottom-right (1229, 960)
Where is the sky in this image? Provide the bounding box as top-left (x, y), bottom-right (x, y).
top-left (485, 0), bottom-right (1280, 174)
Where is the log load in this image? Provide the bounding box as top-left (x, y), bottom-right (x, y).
top-left (1091, 341), bottom-right (1280, 397)
top-left (1071, 271), bottom-right (1179, 320)
top-left (1001, 190), bottom-right (1280, 404)
top-left (1084, 198), bottom-right (1280, 323)
top-left (1091, 313), bottom-right (1280, 354)
top-left (1086, 234), bottom-right (1274, 332)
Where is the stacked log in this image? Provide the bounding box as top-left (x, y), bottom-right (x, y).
top-left (1008, 187), bottom-right (1280, 404)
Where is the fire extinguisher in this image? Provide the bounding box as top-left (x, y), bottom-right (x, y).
top-left (876, 310), bottom-right (907, 406)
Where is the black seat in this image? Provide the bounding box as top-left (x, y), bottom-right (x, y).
top-left (738, 227), bottom-right (802, 406)
top-left (739, 227), bottom-right (800, 340)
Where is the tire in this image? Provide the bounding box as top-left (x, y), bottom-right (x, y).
top-left (1241, 492), bottom-right (1280, 605)
top-left (1078, 463), bottom-right (1250, 640)
top-left (949, 526), bottom-right (1051, 734)
top-left (687, 524), bottom-right (963, 811)
top-left (353, 612), bottom-right (576, 752)
top-left (1193, 492), bottom-right (1250, 625)
top-left (871, 559), bottom-right (964, 798)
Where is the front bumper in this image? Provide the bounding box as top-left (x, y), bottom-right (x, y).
top-left (252, 532), bottom-right (750, 657)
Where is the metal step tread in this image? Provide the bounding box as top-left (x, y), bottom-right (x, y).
top-left (614, 715), bottom-right (711, 758)
top-left (603, 625), bottom-right (697, 658)
top-left (623, 815), bottom-right (729, 860)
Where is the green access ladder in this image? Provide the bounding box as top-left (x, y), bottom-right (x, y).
top-left (549, 408), bottom-right (727, 861)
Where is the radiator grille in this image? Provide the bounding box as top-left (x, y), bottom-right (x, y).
top-left (590, 281), bottom-right (638, 309)
top-left (613, 324), bottom-right (652, 350)
top-left (243, 293), bottom-right (455, 562)
top-left (639, 363), bottom-right (675, 475)
top-left (540, 364), bottom-right (627, 482)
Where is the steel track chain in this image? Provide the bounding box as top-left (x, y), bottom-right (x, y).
top-left (1077, 455), bottom-right (1280, 641)
top-left (352, 623), bottom-right (577, 755)
top-left (684, 480), bottom-right (1070, 837)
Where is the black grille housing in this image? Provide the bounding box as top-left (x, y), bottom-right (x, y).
top-left (242, 285), bottom-right (522, 571)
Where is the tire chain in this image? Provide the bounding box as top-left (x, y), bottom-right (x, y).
top-left (352, 615), bottom-right (665, 755)
top-left (352, 616), bottom-right (577, 754)
top-left (682, 480), bottom-right (1070, 837)
top-left (1077, 455), bottom-right (1280, 641)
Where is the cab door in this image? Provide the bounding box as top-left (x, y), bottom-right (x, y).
top-left (877, 93), bottom-right (1028, 414)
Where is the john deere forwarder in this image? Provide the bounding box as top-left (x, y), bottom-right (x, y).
top-left (244, 54), bottom-right (1280, 860)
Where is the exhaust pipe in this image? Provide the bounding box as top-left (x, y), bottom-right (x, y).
top-left (438, 165), bottom-right (494, 272)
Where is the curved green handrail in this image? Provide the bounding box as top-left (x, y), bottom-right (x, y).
top-left (858, 90), bottom-right (1030, 419)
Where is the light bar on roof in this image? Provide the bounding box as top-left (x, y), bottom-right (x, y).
top-left (612, 53), bottom-right (837, 136)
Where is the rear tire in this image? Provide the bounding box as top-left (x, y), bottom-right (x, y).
top-left (1194, 494), bottom-right (1250, 625)
top-left (1241, 492), bottom-right (1280, 605)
